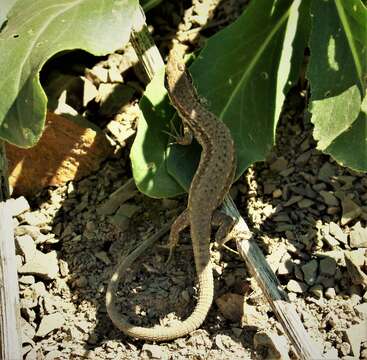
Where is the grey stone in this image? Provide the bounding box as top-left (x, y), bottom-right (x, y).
top-left (344, 322), bottom-right (366, 357)
top-left (301, 260), bottom-right (318, 286)
top-left (341, 197), bottom-right (362, 225)
top-left (318, 163), bottom-right (336, 181)
top-left (36, 313), bottom-right (65, 337)
top-left (320, 191), bottom-right (339, 207)
top-left (18, 250), bottom-right (59, 280)
top-left (253, 331), bottom-right (290, 360)
top-left (319, 257), bottom-right (337, 276)
top-left (309, 284), bottom-right (323, 299)
top-left (324, 287), bottom-right (336, 299)
top-left (21, 211), bottom-right (48, 227)
top-left (329, 222), bottom-right (348, 244)
top-left (344, 251), bottom-right (367, 286)
top-left (270, 157), bottom-right (288, 172)
top-left (354, 303), bottom-right (367, 318)
top-left (15, 235), bottom-right (36, 263)
top-left (6, 196), bottom-right (30, 216)
top-left (287, 279), bottom-right (308, 293)
top-left (349, 222), bottom-right (367, 248)
top-left (141, 344), bottom-right (166, 359)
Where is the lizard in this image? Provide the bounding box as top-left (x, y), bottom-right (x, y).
top-left (106, 43), bottom-right (236, 341)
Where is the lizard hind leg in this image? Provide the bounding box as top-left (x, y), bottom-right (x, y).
top-left (211, 210), bottom-right (236, 247)
top-left (165, 209), bottom-right (190, 264)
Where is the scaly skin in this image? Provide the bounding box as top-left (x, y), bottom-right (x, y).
top-left (106, 44), bottom-right (236, 341)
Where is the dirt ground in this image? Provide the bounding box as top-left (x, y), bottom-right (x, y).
top-left (11, 1), bottom-right (367, 359)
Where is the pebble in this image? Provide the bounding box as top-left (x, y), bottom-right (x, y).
top-left (319, 257), bottom-right (337, 276)
top-left (325, 287), bottom-right (336, 299)
top-left (298, 198), bottom-right (314, 209)
top-left (36, 313), bottom-right (65, 337)
top-left (354, 303), bottom-right (367, 318)
top-left (141, 344), bottom-right (166, 359)
top-left (15, 235), bottom-right (36, 263)
top-left (344, 322), bottom-right (366, 357)
top-left (215, 293), bottom-right (244, 322)
top-left (309, 284), bottom-right (323, 298)
top-left (287, 279), bottom-right (308, 293)
top-left (329, 222), bottom-right (348, 244)
top-left (253, 331), bottom-right (290, 360)
top-left (6, 196), bottom-right (30, 216)
top-left (21, 211), bottom-right (48, 227)
top-left (318, 163), bottom-right (336, 181)
top-left (272, 189), bottom-right (283, 198)
top-left (301, 260), bottom-right (318, 286)
top-left (270, 157), bottom-right (288, 172)
top-left (18, 250), bottom-right (59, 280)
top-left (19, 275), bottom-right (35, 285)
top-left (349, 222), bottom-right (367, 248)
top-left (341, 197), bottom-right (362, 225)
top-left (320, 190), bottom-right (339, 206)
top-left (344, 251), bottom-right (367, 286)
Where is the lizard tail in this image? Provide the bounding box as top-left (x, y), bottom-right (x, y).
top-left (106, 242), bottom-right (213, 341)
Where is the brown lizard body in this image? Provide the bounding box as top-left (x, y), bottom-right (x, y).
top-left (106, 44), bottom-right (236, 341)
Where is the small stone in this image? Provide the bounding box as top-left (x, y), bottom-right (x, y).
top-left (349, 222), bottom-right (367, 248)
top-left (297, 198), bottom-right (314, 209)
top-left (36, 313), bottom-right (64, 337)
top-left (15, 235), bottom-right (36, 263)
top-left (355, 303), bottom-right (367, 318)
top-left (301, 260), bottom-right (318, 285)
top-left (320, 191), bottom-right (339, 207)
top-left (272, 189), bottom-right (283, 198)
top-left (6, 196), bottom-right (30, 216)
top-left (318, 163), bottom-right (336, 181)
top-left (284, 195), bottom-right (303, 207)
top-left (18, 250), bottom-right (59, 280)
top-left (310, 284), bottom-right (323, 298)
top-left (287, 279), bottom-right (308, 293)
top-left (216, 293), bottom-right (244, 322)
top-left (44, 350), bottom-right (64, 360)
top-left (19, 275), bottom-right (35, 285)
top-left (141, 344), bottom-right (165, 359)
top-left (253, 331), bottom-right (290, 360)
top-left (278, 258), bottom-right (294, 276)
top-left (161, 198), bottom-right (179, 210)
top-left (74, 276), bottom-right (88, 288)
top-left (31, 282), bottom-right (48, 298)
top-left (323, 232), bottom-right (339, 248)
top-left (15, 225), bottom-right (42, 242)
top-left (341, 197), bottom-right (362, 225)
top-left (270, 157), bottom-right (288, 172)
top-left (329, 222), bottom-right (348, 244)
top-left (21, 317), bottom-right (36, 341)
top-left (95, 251), bottom-right (111, 265)
top-left (345, 251), bottom-right (367, 286)
top-left (319, 257), bottom-right (337, 276)
top-left (59, 259), bottom-right (69, 277)
top-left (345, 322), bottom-right (366, 356)
top-left (325, 287), bottom-right (336, 299)
top-left (22, 211), bottom-right (48, 226)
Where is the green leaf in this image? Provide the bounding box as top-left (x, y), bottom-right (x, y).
top-left (0, 0), bottom-right (16, 27)
top-left (0, 0), bottom-right (138, 147)
top-left (130, 68), bottom-right (184, 197)
top-left (308, 0), bottom-right (367, 172)
top-left (131, 0), bottom-right (311, 197)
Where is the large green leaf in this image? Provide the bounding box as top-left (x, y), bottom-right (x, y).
top-left (0, 0), bottom-right (16, 27)
top-left (308, 0), bottom-right (367, 172)
top-left (0, 0), bottom-right (138, 147)
top-left (131, 0), bottom-right (311, 197)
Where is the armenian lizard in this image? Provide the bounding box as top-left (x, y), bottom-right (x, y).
top-left (106, 43), bottom-right (236, 341)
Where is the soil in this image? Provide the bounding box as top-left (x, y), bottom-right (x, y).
top-left (11, 1), bottom-right (367, 359)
